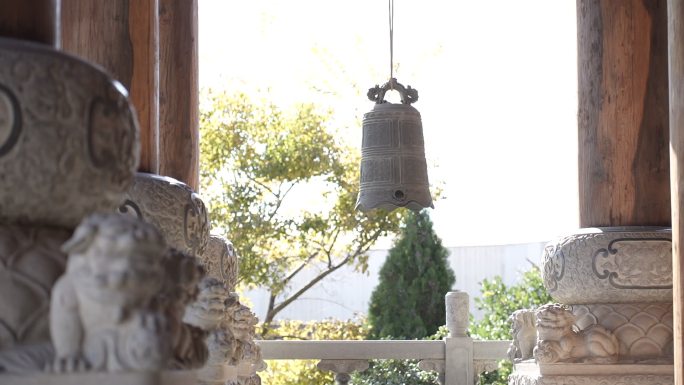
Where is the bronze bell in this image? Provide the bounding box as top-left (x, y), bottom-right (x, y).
top-left (356, 78), bottom-right (433, 212)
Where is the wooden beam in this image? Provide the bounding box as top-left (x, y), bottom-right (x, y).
top-left (158, 0), bottom-right (199, 191)
top-left (668, 0), bottom-right (684, 382)
top-left (60, 0), bottom-right (159, 174)
top-left (578, 0), bottom-right (670, 227)
top-left (0, 0), bottom-right (59, 46)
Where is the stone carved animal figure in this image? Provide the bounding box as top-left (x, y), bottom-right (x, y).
top-left (507, 309), bottom-right (537, 362)
top-left (50, 214), bottom-right (169, 372)
top-left (533, 303), bottom-right (618, 364)
top-left (156, 249), bottom-right (207, 369)
top-left (229, 299), bottom-right (265, 385)
top-left (185, 277), bottom-right (238, 385)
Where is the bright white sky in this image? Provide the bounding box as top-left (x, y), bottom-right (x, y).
top-left (198, 0), bottom-right (580, 247)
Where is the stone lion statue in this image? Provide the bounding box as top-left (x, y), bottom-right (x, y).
top-left (533, 303), bottom-right (618, 364)
top-left (507, 309), bottom-right (537, 362)
top-left (50, 213), bottom-right (169, 372)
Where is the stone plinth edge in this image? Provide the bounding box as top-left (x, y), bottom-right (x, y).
top-left (509, 361), bottom-right (673, 385)
top-left (0, 370), bottom-right (197, 385)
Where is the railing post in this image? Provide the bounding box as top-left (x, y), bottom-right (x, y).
top-left (444, 291), bottom-right (473, 385)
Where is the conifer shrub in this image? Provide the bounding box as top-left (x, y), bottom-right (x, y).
top-left (367, 210), bottom-right (456, 339)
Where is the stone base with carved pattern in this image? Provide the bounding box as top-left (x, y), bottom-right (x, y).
top-left (0, 370), bottom-right (196, 385)
top-left (509, 361), bottom-right (673, 385)
top-left (509, 227), bottom-right (674, 385)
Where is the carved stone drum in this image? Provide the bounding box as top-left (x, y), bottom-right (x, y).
top-left (0, 36), bottom-right (139, 352)
top-left (0, 37), bottom-right (139, 228)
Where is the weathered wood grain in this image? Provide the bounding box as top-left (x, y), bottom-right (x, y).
top-left (61, 0), bottom-right (159, 174)
top-left (158, 0), bottom-right (199, 191)
top-left (0, 0), bottom-right (59, 46)
top-left (578, 0), bottom-right (670, 227)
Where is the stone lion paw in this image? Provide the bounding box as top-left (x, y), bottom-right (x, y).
top-left (49, 355), bottom-right (90, 373)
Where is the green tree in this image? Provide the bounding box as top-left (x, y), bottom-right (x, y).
top-left (199, 90), bottom-right (404, 335)
top-left (469, 267), bottom-right (552, 385)
top-left (367, 210), bottom-right (455, 339)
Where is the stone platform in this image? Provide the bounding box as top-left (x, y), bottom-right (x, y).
top-left (510, 361), bottom-right (673, 385)
top-left (0, 371), bottom-right (197, 385)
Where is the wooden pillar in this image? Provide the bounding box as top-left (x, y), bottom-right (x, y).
top-left (578, 0), bottom-right (670, 227)
top-left (60, 0), bottom-right (159, 174)
top-left (0, 0), bottom-right (59, 46)
top-left (158, 0), bottom-right (199, 191)
top-left (669, 0), bottom-right (684, 382)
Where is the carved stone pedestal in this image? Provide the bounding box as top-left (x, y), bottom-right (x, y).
top-left (510, 361), bottom-right (673, 385)
top-left (0, 370), bottom-right (196, 385)
top-left (509, 228), bottom-right (674, 385)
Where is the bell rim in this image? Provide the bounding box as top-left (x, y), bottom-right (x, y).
top-left (355, 198), bottom-right (434, 213)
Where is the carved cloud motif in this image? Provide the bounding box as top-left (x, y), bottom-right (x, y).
top-left (0, 84), bottom-right (20, 158)
top-left (592, 239), bottom-right (672, 289)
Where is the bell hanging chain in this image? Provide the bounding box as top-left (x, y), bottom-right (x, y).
top-left (367, 0), bottom-right (418, 105)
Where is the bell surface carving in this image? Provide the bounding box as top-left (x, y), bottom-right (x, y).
top-left (356, 78), bottom-right (433, 212)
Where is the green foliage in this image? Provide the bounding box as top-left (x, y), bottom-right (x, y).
top-left (199, 90), bottom-right (404, 331)
top-left (469, 267), bottom-right (551, 340)
top-left (352, 325), bottom-right (446, 385)
top-left (367, 210), bottom-right (455, 339)
top-left (352, 359), bottom-right (439, 385)
top-left (469, 267), bottom-right (552, 385)
top-left (260, 318), bottom-right (369, 385)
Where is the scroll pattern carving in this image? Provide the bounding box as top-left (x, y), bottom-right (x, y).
top-left (0, 83), bottom-right (21, 158)
top-left (541, 228), bottom-right (672, 304)
top-left (121, 173), bottom-right (209, 257)
top-left (0, 38), bottom-right (139, 228)
top-left (592, 239), bottom-right (672, 289)
top-left (200, 236), bottom-right (239, 291)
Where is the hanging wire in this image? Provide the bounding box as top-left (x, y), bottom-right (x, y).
top-left (389, 0), bottom-right (394, 86)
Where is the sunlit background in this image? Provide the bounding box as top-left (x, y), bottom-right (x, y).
top-left (199, 0), bottom-right (579, 247)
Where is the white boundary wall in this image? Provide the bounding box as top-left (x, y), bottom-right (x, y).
top-left (243, 241), bottom-right (548, 322)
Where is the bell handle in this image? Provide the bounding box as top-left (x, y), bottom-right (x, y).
top-left (367, 78), bottom-right (418, 105)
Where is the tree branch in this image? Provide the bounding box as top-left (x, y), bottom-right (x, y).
top-left (267, 229), bottom-right (384, 321)
top-left (244, 172), bottom-right (277, 197)
top-left (262, 293), bottom-right (278, 336)
top-left (281, 251), bottom-right (319, 287)
top-left (267, 181), bottom-right (294, 222)
top-left (269, 254), bottom-right (353, 319)
top-left (324, 228), bottom-right (342, 268)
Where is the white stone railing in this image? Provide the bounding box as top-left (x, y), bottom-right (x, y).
top-left (256, 291), bottom-right (511, 385)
